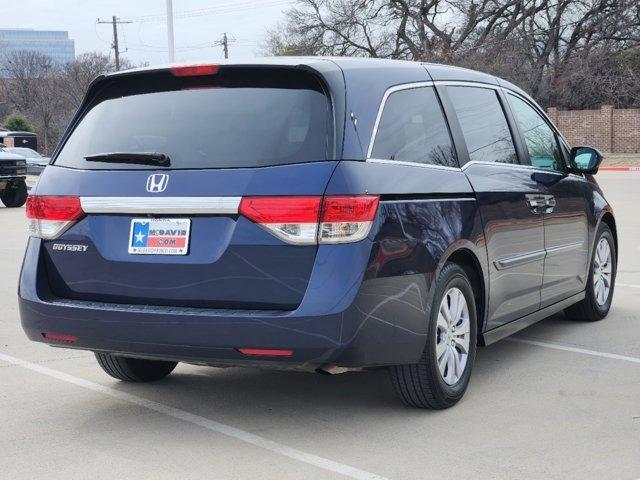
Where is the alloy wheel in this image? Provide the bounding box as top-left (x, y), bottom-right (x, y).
top-left (593, 237), bottom-right (612, 306)
top-left (436, 287), bottom-right (471, 385)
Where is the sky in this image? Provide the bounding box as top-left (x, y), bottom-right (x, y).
top-left (0, 0), bottom-right (296, 66)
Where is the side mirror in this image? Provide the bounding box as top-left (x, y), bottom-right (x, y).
top-left (569, 146), bottom-right (603, 174)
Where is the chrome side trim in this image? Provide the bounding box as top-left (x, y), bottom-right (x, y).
top-left (365, 80), bottom-right (585, 180)
top-left (366, 158), bottom-right (462, 172)
top-left (80, 196), bottom-right (241, 214)
top-left (545, 241), bottom-right (584, 257)
top-left (495, 241), bottom-right (585, 270)
top-left (494, 250), bottom-right (546, 270)
top-left (433, 80), bottom-right (500, 90)
top-left (366, 81), bottom-right (435, 159)
top-left (461, 160), bottom-right (564, 176)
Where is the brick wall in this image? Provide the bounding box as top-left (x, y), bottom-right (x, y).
top-left (547, 105), bottom-right (640, 153)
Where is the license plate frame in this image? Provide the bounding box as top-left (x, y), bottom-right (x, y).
top-left (128, 218), bottom-right (191, 255)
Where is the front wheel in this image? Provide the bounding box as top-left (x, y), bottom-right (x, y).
top-left (95, 353), bottom-right (177, 382)
top-left (389, 262), bottom-right (477, 409)
top-left (1, 180), bottom-right (28, 208)
top-left (564, 223), bottom-right (616, 321)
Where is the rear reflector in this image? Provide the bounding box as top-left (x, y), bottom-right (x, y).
top-left (26, 196), bottom-right (84, 239)
top-left (170, 64), bottom-right (220, 77)
top-left (237, 348), bottom-right (294, 358)
top-left (239, 195), bottom-right (379, 245)
top-left (42, 332), bottom-right (78, 343)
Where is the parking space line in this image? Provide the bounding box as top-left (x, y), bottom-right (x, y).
top-left (0, 352), bottom-right (388, 480)
top-left (507, 338), bottom-right (640, 364)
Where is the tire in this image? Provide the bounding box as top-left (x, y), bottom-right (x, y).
top-left (564, 223), bottom-right (616, 321)
top-left (95, 353), bottom-right (177, 382)
top-left (389, 262), bottom-right (478, 409)
top-left (1, 180), bottom-right (28, 208)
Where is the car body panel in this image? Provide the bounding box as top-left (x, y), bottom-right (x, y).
top-left (534, 172), bottom-right (591, 307)
top-left (460, 162), bottom-right (545, 329)
top-left (36, 162), bottom-right (340, 310)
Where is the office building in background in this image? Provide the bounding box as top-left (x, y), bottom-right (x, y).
top-left (0, 29), bottom-right (75, 64)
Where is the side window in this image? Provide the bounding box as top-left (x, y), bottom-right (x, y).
top-left (507, 94), bottom-right (562, 171)
top-left (370, 86), bottom-right (458, 167)
top-left (447, 86), bottom-right (518, 165)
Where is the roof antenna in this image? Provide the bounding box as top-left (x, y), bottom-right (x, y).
top-left (350, 111), bottom-right (366, 159)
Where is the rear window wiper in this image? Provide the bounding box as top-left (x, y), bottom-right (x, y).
top-left (84, 152), bottom-right (171, 167)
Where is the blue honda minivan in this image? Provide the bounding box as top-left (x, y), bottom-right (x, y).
top-left (19, 58), bottom-right (617, 408)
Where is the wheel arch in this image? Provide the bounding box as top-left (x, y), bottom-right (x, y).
top-left (598, 211), bottom-right (618, 260)
top-left (440, 246), bottom-right (488, 338)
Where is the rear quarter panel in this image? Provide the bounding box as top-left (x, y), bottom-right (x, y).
top-left (324, 161), bottom-right (488, 365)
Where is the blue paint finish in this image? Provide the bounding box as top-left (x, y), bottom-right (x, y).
top-left (425, 63), bottom-right (500, 85)
top-left (337, 59), bottom-right (430, 159)
top-left (19, 57), bottom-right (615, 369)
top-left (325, 161), bottom-right (473, 195)
top-left (34, 162), bottom-right (339, 196)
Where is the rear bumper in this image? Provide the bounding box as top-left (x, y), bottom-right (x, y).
top-left (19, 237), bottom-right (430, 368)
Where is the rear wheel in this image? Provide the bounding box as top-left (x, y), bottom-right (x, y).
top-left (95, 353), bottom-right (177, 382)
top-left (389, 262), bottom-right (477, 409)
top-left (564, 223), bottom-right (616, 321)
top-left (1, 180), bottom-right (28, 208)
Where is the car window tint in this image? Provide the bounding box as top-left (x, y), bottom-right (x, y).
top-left (507, 94), bottom-right (562, 171)
top-left (54, 70), bottom-right (332, 170)
top-left (370, 86), bottom-right (457, 167)
top-left (447, 86), bottom-right (517, 165)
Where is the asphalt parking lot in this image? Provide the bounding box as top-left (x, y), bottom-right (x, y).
top-left (1, 172), bottom-right (638, 480)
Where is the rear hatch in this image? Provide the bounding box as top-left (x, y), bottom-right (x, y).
top-left (32, 64), bottom-right (342, 310)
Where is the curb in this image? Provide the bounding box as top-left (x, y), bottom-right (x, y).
top-left (599, 166), bottom-right (640, 171)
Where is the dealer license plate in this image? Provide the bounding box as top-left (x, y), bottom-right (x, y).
top-left (128, 218), bottom-right (191, 255)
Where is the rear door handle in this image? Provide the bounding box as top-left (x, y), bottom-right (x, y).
top-left (525, 194), bottom-right (546, 214)
top-left (525, 194), bottom-right (555, 214)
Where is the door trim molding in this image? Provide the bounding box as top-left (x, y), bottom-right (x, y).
top-left (494, 241), bottom-right (584, 270)
top-left (494, 250), bottom-right (546, 270)
top-left (545, 241), bottom-right (584, 257)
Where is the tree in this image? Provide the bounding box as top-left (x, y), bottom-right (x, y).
top-left (56, 52), bottom-right (139, 110)
top-left (265, 0), bottom-right (640, 108)
top-left (0, 50), bottom-right (139, 154)
top-left (0, 50), bottom-right (64, 152)
top-left (3, 113), bottom-right (35, 132)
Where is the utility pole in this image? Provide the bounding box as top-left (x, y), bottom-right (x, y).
top-left (97, 16), bottom-right (132, 71)
top-left (214, 33), bottom-right (235, 59)
top-left (223, 32), bottom-right (229, 59)
top-left (166, 0), bottom-right (175, 62)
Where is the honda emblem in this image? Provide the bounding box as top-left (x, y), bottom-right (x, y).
top-left (146, 174), bottom-right (169, 193)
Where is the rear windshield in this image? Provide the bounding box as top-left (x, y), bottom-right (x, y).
top-left (54, 68), bottom-right (333, 170)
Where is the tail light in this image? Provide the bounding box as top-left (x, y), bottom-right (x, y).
top-left (239, 195), bottom-right (379, 245)
top-left (319, 196), bottom-right (379, 244)
top-left (26, 195), bottom-right (84, 239)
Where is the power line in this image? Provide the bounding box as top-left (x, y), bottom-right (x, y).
top-left (122, 0), bottom-right (290, 23)
top-left (97, 16), bottom-right (132, 70)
